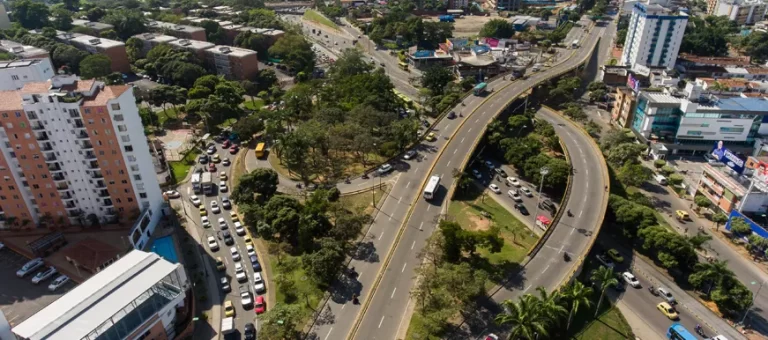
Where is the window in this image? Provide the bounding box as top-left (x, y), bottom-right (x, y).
top-left (5, 123), bottom-right (11, 129)
top-left (124, 145), bottom-right (133, 152)
top-left (10, 75), bottom-right (18, 80)
top-left (111, 103), bottom-right (121, 111)
top-left (139, 192), bottom-right (147, 198)
top-left (117, 125), bottom-right (127, 132)
top-left (114, 114), bottom-right (124, 121)
top-left (127, 155), bottom-right (136, 162)
top-left (105, 129), bottom-right (111, 135)
top-left (121, 135), bottom-right (130, 143)
top-left (133, 174), bottom-right (141, 181)
top-left (130, 165), bottom-right (139, 171)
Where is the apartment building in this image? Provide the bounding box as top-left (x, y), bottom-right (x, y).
top-left (0, 40), bottom-right (50, 60)
top-left (204, 45), bottom-right (258, 80)
top-left (236, 26), bottom-right (286, 45)
top-left (131, 33), bottom-right (179, 58)
top-left (71, 19), bottom-right (115, 36)
top-left (0, 75), bottom-right (164, 248)
top-left (147, 21), bottom-right (207, 42)
top-left (708, 0), bottom-right (767, 24)
top-left (13, 250), bottom-right (190, 340)
top-left (221, 23), bottom-right (244, 44)
top-left (621, 1), bottom-right (688, 73)
top-left (0, 59), bottom-right (55, 91)
top-left (56, 32), bottom-right (130, 74)
top-left (611, 87), bottom-right (637, 128)
top-left (631, 91), bottom-right (768, 154)
top-left (167, 38), bottom-right (215, 61)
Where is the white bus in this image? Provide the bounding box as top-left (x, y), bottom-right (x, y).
top-left (424, 175), bottom-right (440, 200)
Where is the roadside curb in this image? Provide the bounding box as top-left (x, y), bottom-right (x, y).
top-left (345, 76), bottom-right (517, 340)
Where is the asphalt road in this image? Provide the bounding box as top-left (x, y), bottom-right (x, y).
top-left (177, 144), bottom-right (262, 338)
top-left (352, 23), bottom-right (606, 340)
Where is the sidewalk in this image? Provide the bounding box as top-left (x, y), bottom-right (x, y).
top-left (186, 216), bottom-right (222, 340)
top-left (614, 300), bottom-right (665, 340)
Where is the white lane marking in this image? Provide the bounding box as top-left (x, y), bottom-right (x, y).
top-left (475, 118), bottom-right (480, 123)
top-left (419, 222), bottom-right (424, 231)
top-left (391, 287), bottom-right (397, 298)
top-left (524, 285), bottom-right (531, 293)
top-left (405, 181), bottom-right (411, 188)
top-left (570, 227), bottom-right (575, 235)
top-left (378, 231), bottom-right (384, 240)
top-left (461, 137), bottom-right (465, 143)
top-left (427, 205), bottom-right (431, 211)
top-left (454, 149), bottom-right (457, 154)
top-left (542, 265), bottom-right (550, 274)
top-left (398, 197), bottom-right (402, 203)
top-left (446, 161), bottom-right (451, 167)
top-left (389, 215), bottom-right (392, 221)
top-left (411, 241), bottom-right (416, 249)
top-left (585, 168), bottom-right (589, 177)
top-left (341, 303), bottom-right (346, 310)
top-left (357, 183), bottom-right (365, 187)
top-left (378, 316), bottom-right (386, 328)
top-left (415, 167), bottom-right (420, 173)
top-left (401, 263), bottom-right (407, 272)
top-left (579, 210), bottom-right (583, 218)
top-left (468, 128), bottom-right (472, 133)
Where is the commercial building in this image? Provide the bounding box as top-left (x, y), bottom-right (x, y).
top-left (708, 0), bottom-right (767, 24)
top-left (148, 21), bottom-right (207, 42)
top-left (611, 87), bottom-right (638, 128)
top-left (631, 91), bottom-right (768, 154)
top-left (12, 250), bottom-right (190, 340)
top-left (620, 1), bottom-right (688, 73)
top-left (131, 33), bottom-right (179, 58)
top-left (0, 40), bottom-right (50, 60)
top-left (167, 38), bottom-right (215, 61)
top-left (0, 59), bottom-right (55, 91)
top-left (56, 32), bottom-right (130, 73)
top-left (0, 75), bottom-right (164, 249)
top-left (71, 19), bottom-right (115, 36)
top-left (204, 45), bottom-right (259, 80)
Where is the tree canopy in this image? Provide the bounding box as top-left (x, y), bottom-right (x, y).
top-left (479, 19), bottom-right (515, 38)
top-left (267, 34), bottom-right (316, 74)
top-left (79, 54), bottom-right (113, 79)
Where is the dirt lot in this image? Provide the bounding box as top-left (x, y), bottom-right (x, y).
top-left (425, 14), bottom-right (500, 37)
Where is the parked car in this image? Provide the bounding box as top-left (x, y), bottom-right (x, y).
top-left (32, 266), bottom-right (57, 284)
top-left (244, 322), bottom-right (256, 340)
top-left (254, 295), bottom-right (266, 314)
top-left (235, 222), bottom-right (246, 236)
top-left (472, 169), bottom-right (482, 179)
top-left (207, 236), bottom-right (219, 251)
top-left (447, 111), bottom-right (456, 119)
top-left (249, 255), bottom-right (261, 271)
top-left (254, 272), bottom-right (266, 293)
top-left (246, 244), bottom-right (256, 257)
top-left (606, 249), bottom-right (624, 263)
top-left (221, 196), bottom-right (232, 209)
top-left (219, 171), bottom-right (228, 181)
top-left (507, 177), bottom-right (521, 187)
top-left (215, 257), bottom-right (225, 271)
top-left (425, 132), bottom-right (437, 142)
top-left (220, 277), bottom-right (231, 292)
top-left (190, 195), bottom-right (201, 207)
top-left (201, 216), bottom-right (211, 228)
top-left (212, 154), bottom-right (221, 163)
top-left (378, 163), bottom-right (394, 175)
top-left (222, 158), bottom-right (231, 166)
top-left (199, 155), bottom-right (209, 164)
top-left (207, 146), bottom-right (217, 155)
top-left (596, 254), bottom-right (615, 269)
top-left (48, 275), bottom-right (70, 291)
top-left (484, 160), bottom-right (495, 169)
top-left (489, 184), bottom-right (501, 194)
top-left (222, 230), bottom-right (234, 245)
top-left (164, 190), bottom-right (180, 198)
top-left (403, 150), bottom-right (417, 160)
top-left (208, 163), bottom-right (216, 172)
top-left (199, 206), bottom-right (207, 216)
top-left (219, 217), bottom-right (228, 229)
top-left (494, 168), bottom-right (508, 178)
top-left (16, 258), bottom-right (44, 277)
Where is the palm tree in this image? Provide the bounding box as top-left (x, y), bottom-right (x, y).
top-left (535, 286), bottom-right (567, 327)
top-left (495, 294), bottom-right (549, 340)
top-left (561, 281), bottom-right (593, 330)
top-left (590, 266), bottom-right (618, 318)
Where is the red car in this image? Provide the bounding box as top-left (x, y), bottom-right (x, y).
top-left (208, 163), bottom-right (216, 172)
top-left (222, 140), bottom-right (231, 148)
top-left (229, 145), bottom-right (239, 154)
top-left (254, 295), bottom-right (266, 314)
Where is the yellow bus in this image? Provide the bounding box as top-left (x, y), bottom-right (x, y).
top-left (254, 142), bottom-right (266, 158)
top-left (398, 61), bottom-right (409, 71)
top-left (392, 89), bottom-right (413, 108)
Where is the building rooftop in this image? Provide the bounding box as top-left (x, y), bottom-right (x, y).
top-left (221, 23), bottom-right (244, 31)
top-left (236, 26), bottom-right (286, 36)
top-left (148, 21), bottom-right (205, 33)
top-left (12, 250), bottom-right (181, 340)
top-left (168, 38), bottom-right (215, 51)
top-left (71, 19), bottom-right (114, 31)
top-left (697, 96), bottom-right (768, 112)
top-left (641, 91), bottom-right (683, 104)
top-left (747, 67), bottom-right (768, 75)
top-left (206, 45), bottom-right (257, 57)
top-left (678, 54), bottom-right (752, 67)
top-left (0, 59), bottom-right (46, 69)
top-left (133, 33), bottom-right (178, 44)
top-left (69, 34), bottom-right (125, 49)
top-left (60, 237), bottom-right (122, 271)
top-left (702, 163), bottom-right (748, 196)
top-left (724, 67), bottom-right (750, 75)
top-left (0, 40), bottom-right (49, 58)
top-left (697, 77), bottom-right (754, 88)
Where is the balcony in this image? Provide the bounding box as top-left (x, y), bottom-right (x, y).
top-left (64, 201), bottom-right (77, 209)
top-left (84, 152), bottom-right (96, 160)
top-left (48, 164), bottom-right (63, 172)
top-left (60, 192), bottom-right (74, 200)
top-left (52, 173), bottom-right (66, 182)
top-left (67, 209), bottom-right (83, 217)
top-left (80, 141), bottom-right (93, 150)
top-left (35, 132), bottom-right (49, 141)
top-left (56, 183), bottom-right (68, 191)
top-left (73, 120), bottom-right (85, 129)
top-left (41, 143), bottom-right (53, 151)
top-left (31, 123), bottom-right (45, 131)
top-left (90, 171), bottom-right (104, 179)
top-left (27, 112), bottom-right (38, 120)
top-left (44, 154), bottom-right (57, 163)
top-left (98, 190), bottom-right (109, 198)
top-left (94, 181), bottom-right (106, 188)
top-left (101, 199), bottom-right (114, 207)
top-left (87, 161), bottom-right (99, 170)
top-left (76, 132), bottom-right (89, 139)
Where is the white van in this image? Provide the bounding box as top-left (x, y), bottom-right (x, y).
top-left (654, 174), bottom-right (667, 185)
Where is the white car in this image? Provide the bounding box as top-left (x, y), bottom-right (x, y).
top-left (246, 244), bottom-right (256, 257)
top-left (219, 181), bottom-right (228, 192)
top-left (0, 241), bottom-right (5, 250)
top-left (520, 187), bottom-right (533, 197)
top-left (507, 177), bottom-right (521, 187)
top-left (240, 288), bottom-right (253, 307)
top-left (378, 163), bottom-right (394, 174)
top-left (489, 184), bottom-right (501, 194)
top-left (201, 216), bottom-right (211, 228)
top-left (657, 287), bottom-right (676, 304)
top-left (164, 190), bottom-right (180, 198)
top-left (16, 258), bottom-right (44, 277)
top-left (230, 247), bottom-right (241, 261)
top-left (190, 195), bottom-right (202, 207)
top-left (472, 169), bottom-right (482, 179)
top-left (235, 262), bottom-right (247, 282)
top-left (207, 236), bottom-right (219, 251)
top-left (48, 275), bottom-right (70, 291)
top-left (507, 190), bottom-right (522, 202)
top-left (622, 272), bottom-right (641, 288)
top-left (218, 217), bottom-right (228, 229)
top-left (253, 272), bottom-right (266, 293)
top-left (403, 150), bottom-right (417, 160)
top-left (210, 200), bottom-right (221, 214)
top-left (234, 222), bottom-right (245, 236)
top-left (31, 266), bottom-right (57, 284)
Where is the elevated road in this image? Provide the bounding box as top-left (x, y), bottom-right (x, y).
top-left (350, 22), bottom-right (608, 340)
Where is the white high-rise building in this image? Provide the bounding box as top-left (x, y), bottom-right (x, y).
top-left (0, 58), bottom-right (55, 91)
top-left (621, 1), bottom-right (688, 73)
top-left (708, 0), bottom-right (767, 25)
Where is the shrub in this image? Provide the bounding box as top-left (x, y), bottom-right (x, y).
top-left (661, 165), bottom-right (676, 175)
top-left (653, 159), bottom-right (666, 169)
top-left (668, 173), bottom-right (684, 186)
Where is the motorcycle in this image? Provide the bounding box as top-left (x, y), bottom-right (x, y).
top-left (649, 286), bottom-right (658, 296)
top-left (563, 252), bottom-right (570, 261)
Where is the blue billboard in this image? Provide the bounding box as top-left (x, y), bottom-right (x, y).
top-left (725, 209), bottom-right (768, 238)
top-left (712, 141), bottom-right (745, 174)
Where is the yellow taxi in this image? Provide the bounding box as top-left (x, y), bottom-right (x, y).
top-left (230, 211), bottom-right (239, 221)
top-left (215, 257), bottom-right (225, 271)
top-left (244, 237), bottom-right (253, 247)
top-left (199, 206), bottom-right (207, 216)
top-left (675, 210), bottom-right (689, 221)
top-left (212, 154), bottom-right (221, 163)
top-left (657, 302), bottom-right (678, 320)
top-left (224, 300), bottom-right (235, 317)
top-left (426, 132), bottom-right (437, 142)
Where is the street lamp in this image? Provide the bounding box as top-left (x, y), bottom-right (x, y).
top-left (531, 167), bottom-right (550, 228)
top-left (741, 279), bottom-right (768, 324)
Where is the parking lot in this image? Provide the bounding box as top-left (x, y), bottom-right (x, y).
top-left (0, 248), bottom-right (74, 327)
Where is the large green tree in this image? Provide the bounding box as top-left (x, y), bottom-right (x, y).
top-left (102, 9), bottom-right (148, 40)
top-left (479, 18), bottom-right (515, 38)
top-left (12, 0), bottom-right (50, 29)
top-left (268, 34), bottom-right (316, 74)
top-left (231, 168), bottom-right (279, 204)
top-left (79, 54), bottom-right (113, 79)
top-left (590, 266), bottom-right (617, 317)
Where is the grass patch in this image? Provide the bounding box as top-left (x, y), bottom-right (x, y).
top-left (267, 150), bottom-right (385, 183)
top-left (156, 107), bottom-right (183, 127)
top-left (303, 9), bottom-right (339, 30)
top-left (449, 184), bottom-right (539, 269)
top-left (243, 99), bottom-right (265, 111)
top-left (406, 313), bottom-right (442, 340)
top-left (218, 118), bottom-right (237, 128)
top-left (340, 183), bottom-right (390, 215)
top-left (570, 303), bottom-right (635, 340)
top-left (169, 148), bottom-right (201, 183)
top-left (267, 252), bottom-right (325, 323)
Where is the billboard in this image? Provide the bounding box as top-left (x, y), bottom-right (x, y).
top-left (627, 73), bottom-right (640, 93)
top-left (753, 160), bottom-right (768, 192)
top-left (725, 209), bottom-right (768, 238)
top-left (712, 141), bottom-right (746, 174)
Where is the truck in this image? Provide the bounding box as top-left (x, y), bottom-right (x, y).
top-left (201, 172), bottom-right (213, 195)
top-left (191, 173), bottom-right (201, 193)
top-left (571, 39), bottom-right (579, 48)
top-left (439, 15), bottom-right (455, 22)
top-left (255, 142), bottom-right (266, 159)
top-left (221, 317), bottom-right (235, 337)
